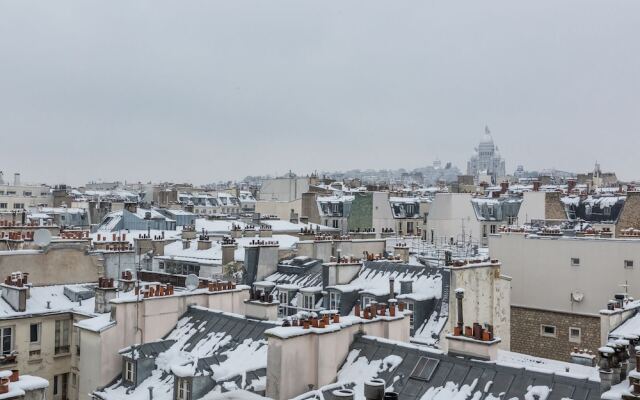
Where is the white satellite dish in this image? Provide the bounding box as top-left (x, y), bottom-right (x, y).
top-left (571, 291), bottom-right (584, 303)
top-left (33, 229), bottom-right (52, 247)
top-left (185, 274), bottom-right (199, 291)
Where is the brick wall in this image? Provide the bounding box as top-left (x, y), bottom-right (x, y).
top-left (544, 192), bottom-right (567, 220)
top-left (616, 191), bottom-right (640, 236)
top-left (511, 306), bottom-right (600, 362)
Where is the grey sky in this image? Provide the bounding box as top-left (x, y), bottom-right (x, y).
top-left (1, 0), bottom-right (639, 185)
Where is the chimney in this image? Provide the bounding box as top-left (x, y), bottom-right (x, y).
top-left (364, 379), bottom-right (385, 400)
top-left (94, 277), bottom-right (117, 314)
top-left (289, 209), bottom-right (299, 224)
top-left (1, 274), bottom-right (28, 312)
top-left (533, 181), bottom-right (541, 192)
top-left (182, 240), bottom-right (191, 250)
top-left (500, 181), bottom-right (508, 194)
top-left (300, 216), bottom-right (309, 224)
top-left (13, 173), bottom-right (20, 186)
top-left (221, 238), bottom-right (238, 265)
top-left (567, 179), bottom-right (577, 193)
top-left (197, 236), bottom-right (212, 250)
top-left (332, 389), bottom-right (355, 400)
top-left (0, 171), bottom-right (3, 185)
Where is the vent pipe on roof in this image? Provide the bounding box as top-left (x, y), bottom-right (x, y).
top-left (148, 386), bottom-right (153, 400)
top-left (364, 379), bottom-right (385, 400)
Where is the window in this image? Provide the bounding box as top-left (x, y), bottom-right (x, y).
top-left (540, 325), bottom-right (556, 338)
top-left (278, 291), bottom-right (288, 317)
top-left (569, 327), bottom-right (582, 343)
top-left (329, 292), bottom-right (341, 310)
top-left (55, 319), bottom-right (71, 354)
top-left (361, 296), bottom-right (373, 309)
top-left (125, 360), bottom-right (135, 383)
top-left (159, 262), bottom-right (165, 270)
top-left (13, 203), bottom-right (24, 209)
top-left (409, 356), bottom-right (440, 382)
top-left (407, 302), bottom-right (415, 330)
top-left (30, 323), bottom-right (40, 344)
top-left (570, 258), bottom-right (580, 267)
top-left (490, 225), bottom-right (497, 234)
top-left (53, 373), bottom-right (68, 398)
top-left (0, 203), bottom-right (6, 209)
top-left (22, 191), bottom-right (32, 196)
top-left (625, 260), bottom-right (634, 269)
top-left (71, 373), bottom-right (77, 387)
top-left (482, 225), bottom-right (487, 238)
top-left (176, 378), bottom-right (191, 400)
top-left (302, 294), bottom-right (315, 310)
top-left (332, 220), bottom-right (339, 229)
top-left (0, 327), bottom-right (12, 355)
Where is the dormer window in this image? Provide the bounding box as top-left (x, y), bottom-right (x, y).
top-left (302, 294), bottom-right (315, 310)
top-left (176, 377), bottom-right (191, 400)
top-left (329, 291), bottom-right (341, 310)
top-left (124, 360), bottom-right (135, 384)
top-left (361, 296), bottom-right (373, 309)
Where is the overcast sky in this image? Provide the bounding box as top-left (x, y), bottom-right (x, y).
top-left (1, 1), bottom-right (639, 185)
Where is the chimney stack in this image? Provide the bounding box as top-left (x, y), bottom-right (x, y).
top-left (95, 277), bottom-right (117, 314)
top-left (533, 181), bottom-right (541, 192)
top-left (567, 179), bottom-right (577, 193)
top-left (13, 173), bottom-right (20, 186)
top-left (500, 181), bottom-right (508, 194)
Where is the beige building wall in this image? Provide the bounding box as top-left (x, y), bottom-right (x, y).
top-left (0, 244), bottom-right (103, 285)
top-left (255, 199), bottom-right (302, 220)
top-left (0, 312), bottom-right (90, 400)
top-left (442, 263), bottom-right (511, 352)
top-left (78, 288), bottom-right (250, 399)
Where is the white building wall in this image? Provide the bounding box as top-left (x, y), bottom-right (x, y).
top-left (490, 233), bottom-right (640, 315)
top-left (426, 193), bottom-right (481, 244)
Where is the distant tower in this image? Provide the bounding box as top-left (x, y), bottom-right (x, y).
top-left (466, 126), bottom-right (506, 184)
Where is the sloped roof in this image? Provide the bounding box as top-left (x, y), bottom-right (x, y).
top-left (296, 335), bottom-right (600, 400)
top-left (95, 307), bottom-right (278, 399)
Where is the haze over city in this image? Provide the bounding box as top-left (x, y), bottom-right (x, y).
top-left (1, 0), bottom-right (639, 185)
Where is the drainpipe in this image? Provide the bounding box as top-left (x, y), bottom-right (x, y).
top-left (455, 289), bottom-right (465, 332)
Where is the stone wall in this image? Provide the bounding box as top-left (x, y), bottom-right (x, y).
top-left (511, 306), bottom-right (600, 361)
top-left (544, 192), bottom-right (567, 220)
top-left (615, 191), bottom-right (640, 236)
top-left (0, 243), bottom-right (103, 285)
top-left (347, 192), bottom-right (373, 231)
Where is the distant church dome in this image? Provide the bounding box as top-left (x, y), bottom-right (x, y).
top-left (480, 125), bottom-right (494, 144)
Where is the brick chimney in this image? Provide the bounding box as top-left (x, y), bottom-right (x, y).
top-left (197, 235), bottom-right (212, 250)
top-left (533, 181), bottom-right (541, 192)
top-left (500, 181), bottom-right (509, 194)
top-left (94, 277), bottom-right (117, 314)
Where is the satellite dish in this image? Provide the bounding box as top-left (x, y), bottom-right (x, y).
top-left (33, 229), bottom-right (52, 247)
top-left (185, 274), bottom-right (199, 291)
top-left (571, 291), bottom-right (584, 303)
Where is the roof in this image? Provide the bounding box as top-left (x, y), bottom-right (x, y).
top-left (295, 335), bottom-right (601, 400)
top-left (264, 257), bottom-right (324, 288)
top-left (95, 307), bottom-right (278, 400)
top-left (0, 283), bottom-right (97, 319)
top-left (329, 262), bottom-right (442, 300)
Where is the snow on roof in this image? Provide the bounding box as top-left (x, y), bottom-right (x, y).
top-left (158, 235), bottom-right (299, 265)
top-left (496, 350), bottom-right (600, 382)
top-left (328, 263), bottom-right (442, 301)
top-left (0, 374), bottom-right (49, 399)
top-left (610, 312), bottom-right (640, 340)
top-left (0, 283), bottom-right (97, 319)
top-left (95, 307), bottom-right (275, 400)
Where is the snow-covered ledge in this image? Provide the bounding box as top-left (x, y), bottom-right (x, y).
top-left (446, 334), bottom-right (501, 361)
top-left (265, 313), bottom-right (410, 400)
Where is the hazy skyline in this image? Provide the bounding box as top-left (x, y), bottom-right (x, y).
top-left (1, 0), bottom-right (639, 185)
